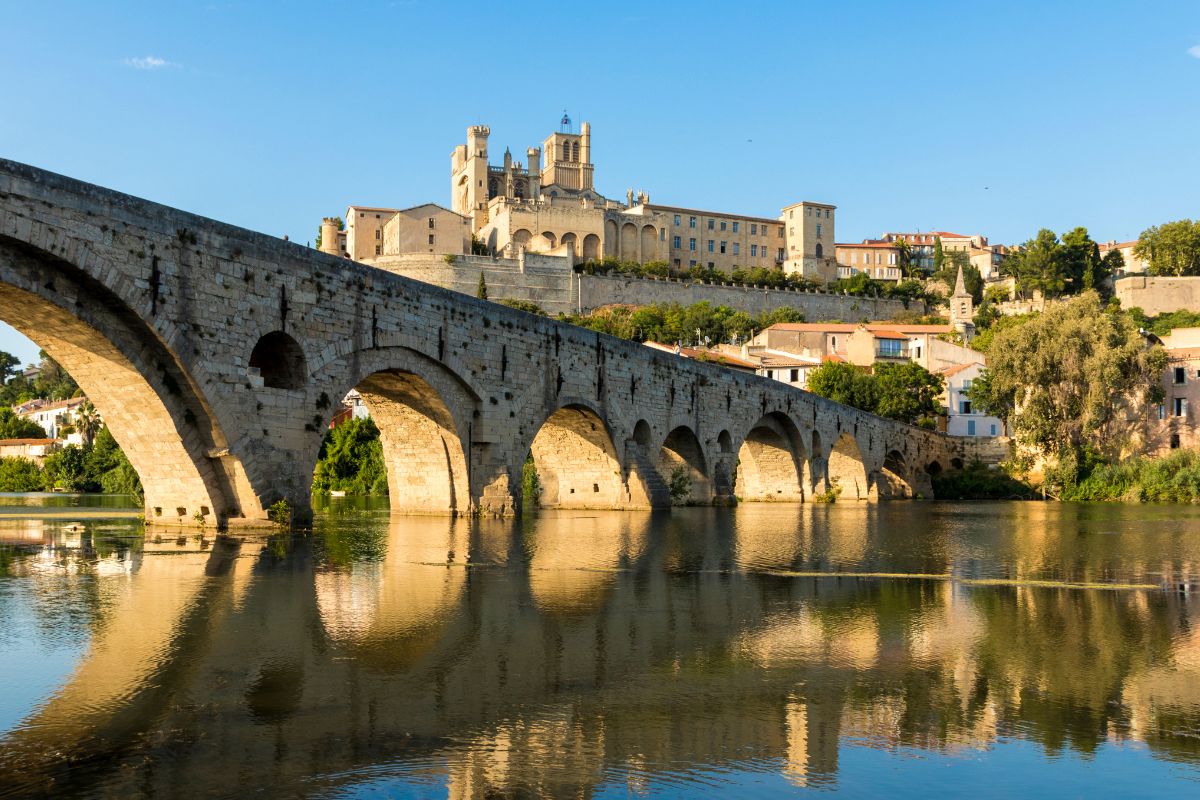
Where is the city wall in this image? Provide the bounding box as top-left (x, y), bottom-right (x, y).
top-left (375, 253), bottom-right (922, 320)
top-left (577, 273), bottom-right (921, 320)
top-left (1114, 275), bottom-right (1200, 316)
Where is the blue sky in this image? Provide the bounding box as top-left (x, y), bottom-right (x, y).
top-left (2, 0), bottom-right (1199, 365)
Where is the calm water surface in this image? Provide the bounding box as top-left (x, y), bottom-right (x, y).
top-left (1, 498), bottom-right (1199, 798)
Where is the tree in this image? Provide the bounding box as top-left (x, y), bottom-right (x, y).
top-left (311, 417), bottom-right (388, 496)
top-left (74, 401), bottom-right (101, 446)
top-left (1134, 219), bottom-right (1200, 276)
top-left (934, 258), bottom-right (983, 303)
top-left (0, 351), bottom-right (19, 384)
top-left (933, 237), bottom-right (945, 272)
top-left (873, 362), bottom-right (945, 424)
top-left (476, 271), bottom-right (488, 300)
top-left (968, 291), bottom-right (1167, 468)
top-left (895, 237), bottom-right (922, 278)
top-left (1059, 227), bottom-right (1109, 294)
top-left (0, 408), bottom-right (47, 440)
top-left (0, 457), bottom-right (44, 492)
top-left (806, 361), bottom-right (878, 411)
top-left (1013, 229), bottom-right (1066, 298)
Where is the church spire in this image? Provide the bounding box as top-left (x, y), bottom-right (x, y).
top-left (952, 265), bottom-right (968, 297)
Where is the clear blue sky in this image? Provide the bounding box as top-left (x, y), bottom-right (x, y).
top-left (2, 0), bottom-right (1199, 365)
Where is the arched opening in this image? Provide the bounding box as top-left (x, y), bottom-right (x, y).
top-left (488, 178), bottom-right (500, 197)
top-left (735, 413), bottom-right (806, 502)
top-left (524, 405), bottom-right (629, 511)
top-left (604, 219), bottom-right (619, 258)
top-left (540, 231), bottom-right (557, 250)
top-left (620, 222), bottom-right (638, 261)
top-left (582, 233), bottom-right (601, 261)
top-left (815, 242), bottom-right (824, 258)
top-left (560, 232), bottom-right (578, 256)
top-left (513, 229), bottom-right (532, 250)
top-left (0, 247), bottom-right (255, 526)
top-left (625, 419), bottom-right (670, 508)
top-left (249, 331), bottom-right (307, 390)
top-left (657, 426), bottom-right (711, 505)
top-left (718, 430), bottom-right (733, 453)
top-left (828, 433), bottom-right (871, 500)
top-left (640, 225), bottom-right (657, 260)
top-left (343, 370), bottom-right (470, 515)
top-left (878, 449), bottom-right (912, 498)
top-left (950, 457), bottom-right (964, 470)
top-left (514, 179), bottom-right (526, 200)
top-left (926, 461), bottom-right (943, 476)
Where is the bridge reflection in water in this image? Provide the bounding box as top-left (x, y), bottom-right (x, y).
top-left (1, 502), bottom-right (1200, 797)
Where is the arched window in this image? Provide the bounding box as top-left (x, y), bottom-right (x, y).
top-left (571, 141), bottom-right (579, 162)
top-left (815, 243), bottom-right (824, 258)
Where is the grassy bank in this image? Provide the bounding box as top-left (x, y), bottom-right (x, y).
top-left (1067, 449), bottom-right (1200, 502)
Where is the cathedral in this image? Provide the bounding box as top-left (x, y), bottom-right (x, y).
top-left (324, 115), bottom-right (838, 282)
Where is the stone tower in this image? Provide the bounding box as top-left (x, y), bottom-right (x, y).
top-left (541, 120), bottom-right (594, 192)
top-left (451, 125), bottom-right (491, 230)
top-left (950, 265), bottom-right (975, 341)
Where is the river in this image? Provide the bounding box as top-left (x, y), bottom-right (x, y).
top-left (1, 496), bottom-right (1198, 797)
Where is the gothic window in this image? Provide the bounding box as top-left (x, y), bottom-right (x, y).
top-left (571, 141), bottom-right (579, 162)
top-left (815, 243), bottom-right (823, 258)
top-left (488, 178), bottom-right (499, 197)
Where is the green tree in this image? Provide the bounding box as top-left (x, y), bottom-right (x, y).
top-left (476, 271), bottom-right (488, 300)
top-left (1059, 227), bottom-right (1109, 294)
top-left (1134, 219), bottom-right (1200, 276)
top-left (85, 427), bottom-right (142, 497)
top-left (312, 417), bottom-right (388, 496)
top-left (933, 237), bottom-right (945, 272)
top-left (806, 361), bottom-right (879, 412)
top-left (873, 362), bottom-right (945, 424)
top-left (42, 444), bottom-right (90, 491)
top-left (74, 401), bottom-right (101, 446)
top-left (0, 351), bottom-right (20, 384)
top-left (0, 408), bottom-right (47, 440)
top-left (968, 291), bottom-right (1167, 469)
top-left (0, 457), bottom-right (44, 492)
top-left (895, 237), bottom-right (921, 278)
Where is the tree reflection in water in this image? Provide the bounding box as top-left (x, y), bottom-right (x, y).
top-left (0, 501), bottom-right (1198, 797)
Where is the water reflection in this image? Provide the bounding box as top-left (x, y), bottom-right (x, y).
top-left (0, 502), bottom-right (1197, 797)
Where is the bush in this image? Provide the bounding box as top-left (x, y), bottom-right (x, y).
top-left (931, 462), bottom-right (1037, 500)
top-left (668, 466), bottom-right (692, 505)
top-left (0, 457), bottom-right (44, 492)
top-left (498, 298), bottom-right (546, 315)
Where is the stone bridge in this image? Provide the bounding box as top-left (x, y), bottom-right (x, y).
top-left (0, 159), bottom-right (990, 527)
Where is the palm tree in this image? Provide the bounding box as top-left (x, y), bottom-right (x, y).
top-left (75, 401), bottom-right (101, 446)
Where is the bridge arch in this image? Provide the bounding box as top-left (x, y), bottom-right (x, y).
top-left (657, 425), bottom-right (711, 505)
top-left (0, 240), bottom-right (257, 526)
top-left (875, 449), bottom-right (913, 498)
top-left (735, 413), bottom-right (806, 502)
top-left (827, 432), bottom-right (872, 500)
top-left (311, 347), bottom-right (477, 516)
top-left (523, 401), bottom-right (628, 511)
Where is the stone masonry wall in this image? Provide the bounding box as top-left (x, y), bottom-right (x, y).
top-left (1114, 275), bottom-right (1200, 316)
top-left (577, 273), bottom-right (922, 320)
